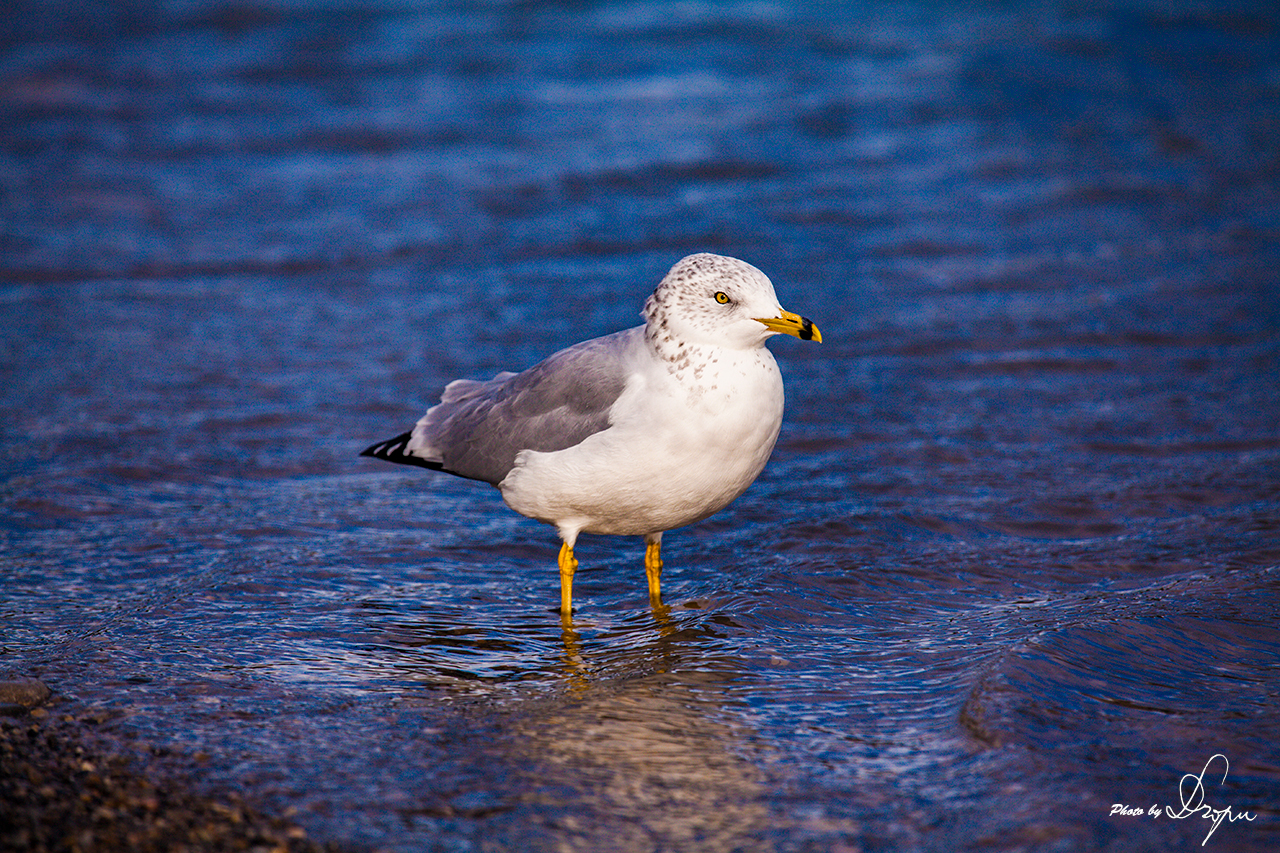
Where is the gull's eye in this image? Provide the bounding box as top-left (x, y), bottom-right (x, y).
top-left (714, 291), bottom-right (730, 304)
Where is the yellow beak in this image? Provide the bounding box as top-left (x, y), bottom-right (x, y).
top-left (755, 309), bottom-right (822, 343)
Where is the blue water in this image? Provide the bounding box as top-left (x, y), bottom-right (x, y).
top-left (3, 1), bottom-right (1279, 850)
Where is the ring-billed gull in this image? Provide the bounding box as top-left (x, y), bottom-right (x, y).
top-left (362, 253), bottom-right (821, 618)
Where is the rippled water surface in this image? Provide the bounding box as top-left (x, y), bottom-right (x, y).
top-left (3, 1), bottom-right (1279, 850)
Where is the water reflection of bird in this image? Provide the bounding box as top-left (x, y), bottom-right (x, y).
top-left (504, 678), bottom-right (772, 850)
top-left (362, 253), bottom-right (821, 619)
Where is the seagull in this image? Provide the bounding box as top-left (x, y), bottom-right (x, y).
top-left (361, 253), bottom-right (821, 618)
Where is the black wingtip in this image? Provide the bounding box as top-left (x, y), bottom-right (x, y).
top-left (360, 431), bottom-right (444, 471)
top-left (361, 430), bottom-right (410, 459)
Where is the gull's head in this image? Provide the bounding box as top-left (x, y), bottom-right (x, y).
top-left (642, 253), bottom-right (822, 350)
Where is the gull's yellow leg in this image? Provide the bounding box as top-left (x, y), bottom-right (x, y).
top-left (644, 535), bottom-right (663, 606)
top-left (558, 542), bottom-right (577, 618)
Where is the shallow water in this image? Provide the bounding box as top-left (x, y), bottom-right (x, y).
top-left (3, 1), bottom-right (1279, 850)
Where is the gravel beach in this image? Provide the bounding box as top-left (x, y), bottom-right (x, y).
top-left (1, 683), bottom-right (349, 853)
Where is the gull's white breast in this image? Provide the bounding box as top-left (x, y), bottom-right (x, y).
top-left (499, 337), bottom-right (785, 538)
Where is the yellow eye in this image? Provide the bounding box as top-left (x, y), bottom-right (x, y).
top-left (714, 291), bottom-right (730, 304)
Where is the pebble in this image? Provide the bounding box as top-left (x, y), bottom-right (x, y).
top-left (0, 678), bottom-right (52, 716)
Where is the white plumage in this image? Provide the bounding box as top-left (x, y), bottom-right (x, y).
top-left (363, 253), bottom-right (821, 617)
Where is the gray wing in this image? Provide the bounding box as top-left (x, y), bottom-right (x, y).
top-left (362, 327), bottom-right (638, 485)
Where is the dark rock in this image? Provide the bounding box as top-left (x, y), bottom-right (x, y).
top-left (0, 679), bottom-right (52, 716)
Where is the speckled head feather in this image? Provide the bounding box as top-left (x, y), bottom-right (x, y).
top-left (642, 253), bottom-right (784, 356)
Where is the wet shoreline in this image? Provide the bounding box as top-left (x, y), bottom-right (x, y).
top-left (1, 683), bottom-right (348, 853)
